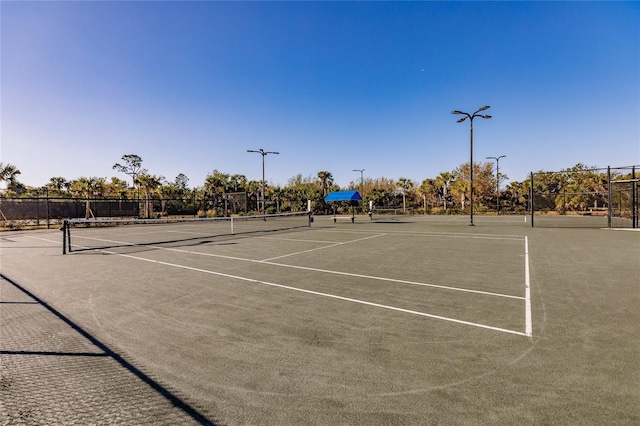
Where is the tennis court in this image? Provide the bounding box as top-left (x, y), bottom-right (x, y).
top-left (1, 215), bottom-right (638, 424)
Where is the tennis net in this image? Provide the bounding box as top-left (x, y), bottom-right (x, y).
top-left (62, 211), bottom-right (311, 254)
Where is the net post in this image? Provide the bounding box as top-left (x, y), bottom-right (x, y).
top-left (607, 167), bottom-right (612, 229)
top-left (62, 220), bottom-right (68, 254)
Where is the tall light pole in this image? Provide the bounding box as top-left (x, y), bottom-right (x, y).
top-left (353, 169), bottom-right (365, 213)
top-left (486, 155), bottom-right (506, 214)
top-left (452, 106), bottom-right (492, 226)
top-left (353, 169), bottom-right (365, 195)
top-left (247, 149), bottom-right (279, 215)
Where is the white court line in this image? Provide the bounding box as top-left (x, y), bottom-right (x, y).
top-left (255, 236), bottom-right (345, 244)
top-left (54, 233), bottom-right (525, 300)
top-left (23, 233), bottom-right (529, 336)
top-left (26, 232), bottom-right (525, 300)
top-left (262, 233), bottom-right (386, 262)
top-left (318, 228), bottom-right (524, 241)
top-left (23, 235), bottom-right (62, 244)
top-left (146, 243), bottom-right (525, 300)
top-left (525, 236), bottom-right (532, 337)
top-left (106, 249), bottom-right (530, 337)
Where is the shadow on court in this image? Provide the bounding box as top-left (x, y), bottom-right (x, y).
top-left (0, 273), bottom-right (217, 425)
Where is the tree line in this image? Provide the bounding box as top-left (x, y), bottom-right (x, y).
top-left (1, 156), bottom-right (636, 218)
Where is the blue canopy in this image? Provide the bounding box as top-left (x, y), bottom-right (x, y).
top-left (324, 190), bottom-right (362, 202)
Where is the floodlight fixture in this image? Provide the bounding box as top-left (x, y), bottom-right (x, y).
top-left (247, 148), bottom-right (280, 215)
top-left (451, 105), bottom-right (493, 226)
top-left (353, 169), bottom-right (365, 198)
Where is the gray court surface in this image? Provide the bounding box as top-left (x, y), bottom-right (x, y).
top-left (1, 215), bottom-right (639, 425)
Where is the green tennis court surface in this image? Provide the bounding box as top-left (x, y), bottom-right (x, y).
top-left (1, 215), bottom-right (638, 424)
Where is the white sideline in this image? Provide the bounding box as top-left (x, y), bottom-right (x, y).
top-left (111, 249), bottom-right (530, 337)
top-left (525, 236), bottom-right (532, 337)
top-left (25, 232), bottom-right (531, 336)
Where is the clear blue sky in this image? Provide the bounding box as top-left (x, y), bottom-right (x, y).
top-left (2, 1), bottom-right (639, 189)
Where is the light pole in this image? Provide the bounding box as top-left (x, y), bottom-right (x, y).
top-left (353, 169), bottom-right (365, 195)
top-left (452, 106), bottom-right (492, 226)
top-left (486, 155), bottom-right (506, 214)
top-left (353, 169), bottom-right (365, 213)
top-left (247, 149), bottom-right (279, 215)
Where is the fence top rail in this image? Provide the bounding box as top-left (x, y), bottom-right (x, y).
top-left (612, 178), bottom-right (640, 184)
top-left (0, 196), bottom-right (140, 201)
top-left (531, 165), bottom-right (639, 175)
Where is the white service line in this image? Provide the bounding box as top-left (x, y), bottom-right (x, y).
top-left (261, 233), bottom-right (386, 262)
top-left (151, 244), bottom-right (525, 300)
top-left (111, 249), bottom-right (529, 337)
top-left (255, 236), bottom-right (344, 244)
top-left (318, 228), bottom-right (525, 241)
top-left (24, 232), bottom-right (524, 300)
top-left (24, 235), bottom-right (61, 244)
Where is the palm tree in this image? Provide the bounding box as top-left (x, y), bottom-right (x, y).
top-left (317, 171), bottom-right (333, 197)
top-left (228, 174), bottom-right (248, 193)
top-left (271, 186), bottom-right (285, 213)
top-left (103, 177), bottom-right (129, 198)
top-left (396, 177), bottom-right (414, 212)
top-left (419, 178), bottom-right (438, 212)
top-left (70, 177), bottom-right (105, 219)
top-left (204, 170), bottom-right (230, 216)
top-left (435, 172), bottom-right (453, 210)
top-left (137, 173), bottom-right (164, 218)
top-left (504, 181), bottom-right (525, 213)
top-left (0, 163), bottom-right (22, 192)
top-left (47, 177), bottom-right (69, 194)
top-left (244, 180), bottom-right (261, 212)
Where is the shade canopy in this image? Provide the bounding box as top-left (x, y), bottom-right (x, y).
top-left (324, 190), bottom-right (362, 202)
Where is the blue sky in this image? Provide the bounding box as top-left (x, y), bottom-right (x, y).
top-left (2, 1), bottom-right (638, 189)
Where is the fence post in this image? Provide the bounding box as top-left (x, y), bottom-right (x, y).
top-left (46, 189), bottom-right (50, 229)
top-left (633, 166), bottom-right (637, 229)
top-left (530, 172), bottom-right (534, 227)
top-left (607, 167), bottom-right (612, 229)
top-left (36, 193), bottom-right (40, 227)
